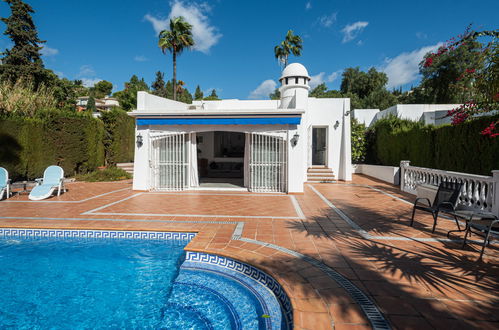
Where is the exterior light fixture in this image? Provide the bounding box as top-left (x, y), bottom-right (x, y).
top-left (291, 133), bottom-right (300, 147)
top-left (136, 133), bottom-right (143, 148)
top-left (334, 120), bottom-right (340, 129)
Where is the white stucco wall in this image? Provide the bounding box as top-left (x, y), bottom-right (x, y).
top-left (372, 104), bottom-right (461, 126)
top-left (353, 164), bottom-right (400, 185)
top-left (352, 109), bottom-right (379, 126)
top-left (305, 98), bottom-right (352, 181)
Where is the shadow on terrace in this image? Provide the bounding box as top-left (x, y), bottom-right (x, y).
top-left (278, 209), bottom-right (499, 328)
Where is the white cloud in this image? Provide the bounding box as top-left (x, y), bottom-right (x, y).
top-left (305, 1), bottom-right (312, 10)
top-left (317, 12), bottom-right (337, 28)
top-left (81, 78), bottom-right (102, 87)
top-left (54, 71), bottom-right (64, 78)
top-left (40, 45), bottom-right (59, 56)
top-left (144, 14), bottom-right (168, 35)
top-left (77, 65), bottom-right (96, 77)
top-left (309, 70), bottom-right (341, 89)
top-left (134, 55), bottom-right (149, 62)
top-left (248, 79), bottom-right (276, 99)
top-left (416, 32), bottom-right (428, 39)
top-left (381, 43), bottom-right (442, 89)
top-left (327, 70), bottom-right (341, 83)
top-left (341, 21), bottom-right (368, 43)
top-left (144, 0), bottom-right (222, 54)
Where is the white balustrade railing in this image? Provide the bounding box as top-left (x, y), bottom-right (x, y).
top-left (400, 161), bottom-right (499, 216)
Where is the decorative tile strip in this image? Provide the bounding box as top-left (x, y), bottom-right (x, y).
top-left (0, 228), bottom-right (195, 241)
top-left (185, 251), bottom-right (292, 329)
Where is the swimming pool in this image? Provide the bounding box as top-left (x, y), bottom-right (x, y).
top-left (0, 229), bottom-right (290, 329)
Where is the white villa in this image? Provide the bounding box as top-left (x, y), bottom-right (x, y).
top-left (128, 63), bottom-right (352, 193)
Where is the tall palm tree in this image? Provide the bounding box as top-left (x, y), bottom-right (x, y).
top-left (274, 30), bottom-right (303, 67)
top-left (158, 16), bottom-right (194, 101)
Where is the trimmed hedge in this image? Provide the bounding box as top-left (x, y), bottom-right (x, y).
top-left (366, 114), bottom-right (499, 175)
top-left (0, 112), bottom-right (105, 180)
top-left (100, 109), bottom-right (135, 165)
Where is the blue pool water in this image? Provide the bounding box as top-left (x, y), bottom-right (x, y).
top-left (0, 235), bottom-right (283, 329)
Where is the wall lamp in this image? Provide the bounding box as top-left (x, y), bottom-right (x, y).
top-left (136, 133), bottom-right (143, 148)
top-left (334, 120), bottom-right (340, 129)
top-left (291, 133), bottom-right (300, 147)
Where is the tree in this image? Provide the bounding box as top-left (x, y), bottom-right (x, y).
top-left (90, 80), bottom-right (113, 99)
top-left (419, 37), bottom-right (486, 104)
top-left (113, 75), bottom-right (149, 111)
top-left (158, 16), bottom-right (194, 101)
top-left (421, 27), bottom-right (499, 137)
top-left (274, 30), bottom-right (303, 67)
top-left (0, 0), bottom-right (53, 86)
top-left (151, 71), bottom-right (167, 98)
top-left (194, 85), bottom-right (203, 100)
top-left (269, 88), bottom-right (280, 100)
top-left (86, 96), bottom-right (96, 112)
top-left (339, 67), bottom-right (397, 109)
top-left (203, 89), bottom-right (219, 100)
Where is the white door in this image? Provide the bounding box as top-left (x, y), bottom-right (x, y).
top-left (249, 132), bottom-right (287, 193)
top-left (150, 133), bottom-right (189, 191)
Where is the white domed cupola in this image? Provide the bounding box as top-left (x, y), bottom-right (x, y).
top-left (279, 63), bottom-right (311, 109)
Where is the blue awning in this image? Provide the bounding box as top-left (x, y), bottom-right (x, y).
top-left (137, 117), bottom-right (301, 126)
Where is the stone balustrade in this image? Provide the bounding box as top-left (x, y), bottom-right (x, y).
top-left (400, 161), bottom-right (499, 216)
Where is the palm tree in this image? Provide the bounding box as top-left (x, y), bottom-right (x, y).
top-left (158, 16), bottom-right (194, 101)
top-left (274, 30), bottom-right (303, 67)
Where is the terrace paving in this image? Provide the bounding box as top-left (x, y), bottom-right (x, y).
top-left (0, 175), bottom-right (498, 329)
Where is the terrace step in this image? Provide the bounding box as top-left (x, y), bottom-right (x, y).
top-left (116, 162), bottom-right (134, 175)
top-left (307, 167), bottom-right (335, 183)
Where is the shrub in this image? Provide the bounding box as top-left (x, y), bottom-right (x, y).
top-left (0, 79), bottom-right (58, 116)
top-left (365, 114), bottom-right (499, 175)
top-left (100, 108), bottom-right (135, 165)
top-left (351, 118), bottom-right (367, 163)
top-left (0, 111), bottom-right (105, 180)
top-left (76, 167), bottom-right (131, 182)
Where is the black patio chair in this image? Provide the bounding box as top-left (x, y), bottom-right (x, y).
top-left (410, 181), bottom-right (463, 233)
top-left (462, 215), bottom-right (499, 260)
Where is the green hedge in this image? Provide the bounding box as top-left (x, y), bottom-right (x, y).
top-left (366, 114), bottom-right (499, 175)
top-left (100, 109), bottom-right (135, 165)
top-left (0, 112), bottom-right (105, 180)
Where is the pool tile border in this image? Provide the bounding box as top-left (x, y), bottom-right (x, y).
top-left (0, 228), bottom-right (196, 241)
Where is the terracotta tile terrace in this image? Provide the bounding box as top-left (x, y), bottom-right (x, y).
top-left (1, 175), bottom-right (498, 329)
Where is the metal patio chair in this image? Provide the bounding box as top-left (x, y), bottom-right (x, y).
top-left (410, 181), bottom-right (463, 233)
top-left (461, 214), bottom-right (499, 260)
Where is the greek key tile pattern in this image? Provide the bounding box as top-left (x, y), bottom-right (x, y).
top-left (185, 251), bottom-right (293, 329)
top-left (0, 228), bottom-right (196, 241)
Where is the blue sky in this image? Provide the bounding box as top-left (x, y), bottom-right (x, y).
top-left (1, 0), bottom-right (498, 99)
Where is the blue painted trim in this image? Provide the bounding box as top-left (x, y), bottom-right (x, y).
top-left (137, 117), bottom-right (301, 126)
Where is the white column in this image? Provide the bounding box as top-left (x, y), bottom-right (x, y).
top-left (132, 126), bottom-right (150, 190)
top-left (492, 170), bottom-right (499, 216)
top-left (399, 160), bottom-right (411, 192)
top-left (338, 99), bottom-right (352, 181)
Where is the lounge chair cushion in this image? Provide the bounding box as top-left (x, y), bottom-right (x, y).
top-left (29, 184), bottom-right (57, 201)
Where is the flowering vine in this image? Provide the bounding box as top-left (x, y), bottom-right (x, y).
top-left (423, 26), bottom-right (499, 137)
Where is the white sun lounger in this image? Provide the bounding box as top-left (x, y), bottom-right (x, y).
top-left (0, 167), bottom-right (11, 200)
top-left (29, 166), bottom-right (66, 201)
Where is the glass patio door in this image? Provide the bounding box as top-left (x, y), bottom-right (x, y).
top-left (312, 127), bottom-right (327, 166)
